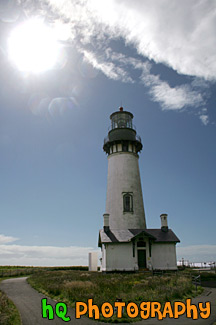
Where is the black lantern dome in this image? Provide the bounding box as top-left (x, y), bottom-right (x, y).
top-left (103, 107), bottom-right (142, 155)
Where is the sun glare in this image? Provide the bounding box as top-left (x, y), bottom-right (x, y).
top-left (8, 19), bottom-right (61, 73)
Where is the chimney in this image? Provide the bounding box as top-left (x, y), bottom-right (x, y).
top-left (103, 213), bottom-right (110, 232)
top-left (160, 213), bottom-right (168, 232)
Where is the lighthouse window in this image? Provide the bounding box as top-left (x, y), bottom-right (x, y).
top-left (123, 193), bottom-right (133, 212)
top-left (122, 143), bottom-right (128, 152)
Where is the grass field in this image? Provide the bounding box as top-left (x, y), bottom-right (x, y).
top-left (0, 283), bottom-right (21, 325)
top-left (0, 267), bottom-right (208, 323)
top-left (0, 265), bottom-right (88, 278)
top-left (28, 270), bottom-right (202, 322)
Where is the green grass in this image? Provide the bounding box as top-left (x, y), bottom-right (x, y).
top-left (0, 288), bottom-right (21, 325)
top-left (0, 265), bottom-right (88, 278)
top-left (28, 270), bottom-right (199, 322)
top-left (198, 271), bottom-right (216, 281)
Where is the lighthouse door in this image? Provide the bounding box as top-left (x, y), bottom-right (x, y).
top-left (138, 250), bottom-right (146, 268)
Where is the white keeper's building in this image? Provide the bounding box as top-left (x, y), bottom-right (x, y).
top-left (98, 107), bottom-right (180, 272)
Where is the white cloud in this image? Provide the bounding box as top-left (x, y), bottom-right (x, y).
top-left (84, 49), bottom-right (205, 110)
top-left (199, 114), bottom-right (209, 126)
top-left (0, 243), bottom-right (99, 266)
top-left (177, 245), bottom-right (216, 262)
top-left (82, 50), bottom-right (134, 83)
top-left (0, 234), bottom-right (18, 244)
top-left (148, 82), bottom-right (204, 110)
top-left (20, 0), bottom-right (212, 120)
top-left (47, 0), bottom-right (216, 80)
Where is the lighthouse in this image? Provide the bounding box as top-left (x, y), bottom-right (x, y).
top-left (99, 107), bottom-right (180, 272)
top-left (103, 107), bottom-right (146, 230)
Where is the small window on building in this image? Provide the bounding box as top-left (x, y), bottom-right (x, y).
top-left (137, 240), bottom-right (146, 247)
top-left (122, 143), bottom-right (128, 152)
top-left (123, 193), bottom-right (133, 212)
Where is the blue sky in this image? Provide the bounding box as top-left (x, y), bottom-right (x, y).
top-left (0, 0), bottom-right (216, 266)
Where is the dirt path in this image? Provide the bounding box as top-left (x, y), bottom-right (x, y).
top-left (1, 277), bottom-right (216, 325)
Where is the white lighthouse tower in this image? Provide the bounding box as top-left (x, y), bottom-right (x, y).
top-left (99, 107), bottom-right (180, 272)
top-left (104, 107), bottom-right (146, 230)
